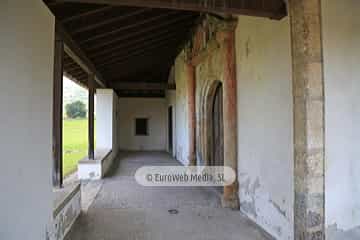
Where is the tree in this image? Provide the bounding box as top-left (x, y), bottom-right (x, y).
top-left (65, 101), bottom-right (87, 119)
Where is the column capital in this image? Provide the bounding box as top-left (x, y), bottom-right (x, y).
top-left (216, 23), bottom-right (237, 44)
top-left (214, 19), bottom-right (238, 33)
top-left (183, 15), bottom-right (237, 64)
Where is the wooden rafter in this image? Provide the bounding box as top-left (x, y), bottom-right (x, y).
top-left (80, 14), bottom-right (196, 47)
top-left (101, 52), bottom-right (175, 75)
top-left (110, 82), bottom-right (171, 90)
top-left (78, 11), bottom-right (178, 43)
top-left (62, 6), bottom-right (113, 23)
top-left (90, 25), bottom-right (192, 59)
top-left (56, 22), bottom-right (106, 87)
top-left (51, 0), bottom-right (287, 19)
top-left (71, 8), bottom-right (151, 34)
top-left (44, 1), bottom-right (222, 94)
top-left (96, 39), bottom-right (180, 68)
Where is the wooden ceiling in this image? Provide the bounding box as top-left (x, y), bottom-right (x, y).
top-left (44, 0), bottom-right (286, 97)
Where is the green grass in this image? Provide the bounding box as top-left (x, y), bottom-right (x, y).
top-left (63, 119), bottom-right (90, 177)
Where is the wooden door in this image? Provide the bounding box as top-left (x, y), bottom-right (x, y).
top-left (211, 84), bottom-right (224, 167)
top-left (168, 106), bottom-right (173, 154)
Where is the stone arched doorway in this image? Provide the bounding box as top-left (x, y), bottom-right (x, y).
top-left (200, 80), bottom-right (224, 167)
top-left (209, 83), bottom-right (224, 168)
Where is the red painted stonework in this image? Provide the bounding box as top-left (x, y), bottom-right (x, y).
top-left (221, 28), bottom-right (239, 209)
top-left (186, 18), bottom-right (239, 208)
top-left (186, 63), bottom-right (196, 166)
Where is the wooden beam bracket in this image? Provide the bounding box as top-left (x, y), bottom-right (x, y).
top-left (56, 22), bottom-right (106, 88)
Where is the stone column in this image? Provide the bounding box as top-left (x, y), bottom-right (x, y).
top-left (218, 21), bottom-right (239, 209)
top-left (88, 74), bottom-right (95, 160)
top-left (186, 62), bottom-right (196, 166)
top-left (289, 1), bottom-right (325, 239)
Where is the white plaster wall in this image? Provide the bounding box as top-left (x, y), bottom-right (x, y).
top-left (322, 0), bottom-right (360, 237)
top-left (118, 98), bottom-right (167, 151)
top-left (79, 90), bottom-right (120, 180)
top-left (174, 56), bottom-right (190, 165)
top-left (113, 92), bottom-right (120, 153)
top-left (236, 16), bottom-right (294, 240)
top-left (96, 89), bottom-right (114, 150)
top-left (0, 1), bottom-right (54, 239)
top-left (166, 90), bottom-right (177, 157)
top-left (78, 161), bottom-right (102, 180)
top-left (103, 91), bottom-right (120, 175)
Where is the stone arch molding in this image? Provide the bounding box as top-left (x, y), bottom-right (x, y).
top-left (185, 14), bottom-right (239, 209)
top-left (199, 79), bottom-right (223, 166)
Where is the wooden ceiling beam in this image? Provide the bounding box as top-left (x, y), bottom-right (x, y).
top-left (67, 67), bottom-right (85, 76)
top-left (56, 22), bottom-right (106, 87)
top-left (63, 71), bottom-right (88, 89)
top-left (82, 14), bottom-right (196, 49)
top-left (62, 6), bottom-right (113, 23)
top-left (96, 39), bottom-right (180, 68)
top-left (110, 82), bottom-right (171, 90)
top-left (117, 90), bottom-right (165, 98)
top-left (101, 60), bottom-right (174, 81)
top-left (78, 11), bottom-right (178, 43)
top-left (45, 0), bottom-right (65, 7)
top-left (67, 71), bottom-right (88, 81)
top-left (64, 63), bottom-right (82, 72)
top-left (90, 26), bottom-right (191, 58)
top-left (100, 50), bottom-right (178, 76)
top-left (52, 0), bottom-right (287, 19)
top-left (71, 8), bottom-right (151, 35)
top-left (102, 54), bottom-right (174, 78)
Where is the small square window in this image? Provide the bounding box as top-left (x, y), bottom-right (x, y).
top-left (135, 118), bottom-right (148, 136)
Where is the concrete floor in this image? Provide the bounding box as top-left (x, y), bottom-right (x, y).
top-left (66, 151), bottom-right (271, 240)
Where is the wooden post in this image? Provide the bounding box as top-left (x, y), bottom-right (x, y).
top-left (88, 74), bottom-right (95, 160)
top-left (53, 31), bottom-right (64, 188)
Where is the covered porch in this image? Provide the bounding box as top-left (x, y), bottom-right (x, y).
top-left (1, 1), bottom-right (360, 240)
top-left (66, 151), bottom-right (271, 240)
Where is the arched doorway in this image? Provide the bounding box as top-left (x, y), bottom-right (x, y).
top-left (201, 81), bottom-right (224, 194)
top-left (200, 80), bottom-right (224, 168)
top-left (209, 83), bottom-right (224, 168)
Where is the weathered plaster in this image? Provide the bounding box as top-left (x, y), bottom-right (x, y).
top-left (184, 15), bottom-right (239, 208)
top-left (236, 14), bottom-right (293, 240)
top-left (78, 150), bottom-right (114, 180)
top-left (48, 185), bottom-right (81, 240)
top-left (326, 224), bottom-right (360, 240)
top-left (174, 53), bottom-right (190, 165)
top-left (322, 0), bottom-right (360, 239)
